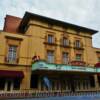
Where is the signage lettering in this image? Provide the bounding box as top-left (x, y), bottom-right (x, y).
top-left (32, 61), bottom-right (98, 73)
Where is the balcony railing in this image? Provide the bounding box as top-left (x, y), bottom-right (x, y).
top-left (74, 42), bottom-right (84, 50)
top-left (60, 40), bottom-right (71, 48)
top-left (5, 57), bottom-right (19, 64)
top-left (44, 36), bottom-right (57, 46)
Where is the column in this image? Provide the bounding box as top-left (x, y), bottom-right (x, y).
top-left (56, 46), bottom-right (61, 64)
top-left (59, 80), bottom-right (61, 91)
top-left (38, 77), bottom-right (41, 91)
top-left (75, 80), bottom-right (78, 90)
top-left (94, 75), bottom-right (99, 90)
top-left (87, 80), bottom-right (90, 89)
top-left (4, 81), bottom-right (8, 91)
top-left (70, 37), bottom-right (75, 62)
top-left (20, 69), bottom-right (31, 90)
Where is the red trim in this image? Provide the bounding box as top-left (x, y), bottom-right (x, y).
top-left (0, 70), bottom-right (24, 78)
top-left (32, 55), bottom-right (40, 62)
top-left (95, 63), bottom-right (100, 67)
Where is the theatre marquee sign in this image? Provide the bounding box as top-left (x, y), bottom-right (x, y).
top-left (32, 61), bottom-right (99, 73)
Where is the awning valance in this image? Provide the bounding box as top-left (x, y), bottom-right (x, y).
top-left (0, 70), bottom-right (24, 78)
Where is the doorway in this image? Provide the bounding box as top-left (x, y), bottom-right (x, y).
top-left (6, 79), bottom-right (13, 91)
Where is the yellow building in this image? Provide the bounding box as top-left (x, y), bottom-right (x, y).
top-left (0, 12), bottom-right (100, 96)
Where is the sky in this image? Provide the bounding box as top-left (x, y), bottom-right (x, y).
top-left (0, 0), bottom-right (100, 48)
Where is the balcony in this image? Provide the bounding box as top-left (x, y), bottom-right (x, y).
top-left (44, 41), bottom-right (57, 46)
top-left (32, 60), bottom-right (100, 73)
top-left (5, 57), bottom-right (19, 65)
top-left (60, 40), bottom-right (71, 48)
top-left (44, 35), bottom-right (57, 46)
top-left (74, 42), bottom-right (84, 50)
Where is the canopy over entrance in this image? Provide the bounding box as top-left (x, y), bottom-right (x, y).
top-left (32, 60), bottom-right (100, 74)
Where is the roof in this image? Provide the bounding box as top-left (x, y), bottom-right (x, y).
top-left (3, 15), bottom-right (22, 33)
top-left (19, 11), bottom-right (98, 34)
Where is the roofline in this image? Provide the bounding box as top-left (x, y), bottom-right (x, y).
top-left (19, 11), bottom-right (98, 34)
top-left (5, 14), bottom-right (22, 20)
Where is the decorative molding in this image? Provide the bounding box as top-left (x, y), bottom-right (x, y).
top-left (5, 35), bottom-right (23, 41)
top-left (29, 23), bottom-right (92, 39)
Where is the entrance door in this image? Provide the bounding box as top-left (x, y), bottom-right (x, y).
top-left (6, 80), bottom-right (13, 91)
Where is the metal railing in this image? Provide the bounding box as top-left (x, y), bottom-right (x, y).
top-left (0, 90), bottom-right (100, 99)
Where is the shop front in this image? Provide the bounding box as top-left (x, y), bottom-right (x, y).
top-left (0, 70), bottom-right (24, 91)
top-left (31, 60), bottom-right (98, 92)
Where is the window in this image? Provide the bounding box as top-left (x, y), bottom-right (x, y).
top-left (75, 40), bottom-right (81, 48)
top-left (7, 45), bottom-right (17, 63)
top-left (48, 35), bottom-right (54, 44)
top-left (62, 38), bottom-right (69, 46)
top-left (98, 57), bottom-right (100, 62)
top-left (47, 51), bottom-right (54, 63)
top-left (76, 54), bottom-right (82, 61)
top-left (62, 52), bottom-right (69, 64)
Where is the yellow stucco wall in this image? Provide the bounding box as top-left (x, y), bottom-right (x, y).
top-left (0, 18), bottom-right (100, 90)
top-left (25, 19), bottom-right (99, 66)
top-left (0, 31), bottom-right (31, 90)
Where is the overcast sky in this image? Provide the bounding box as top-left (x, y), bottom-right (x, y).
top-left (0, 0), bottom-right (100, 48)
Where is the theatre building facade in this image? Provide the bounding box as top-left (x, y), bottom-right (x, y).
top-left (0, 12), bottom-right (100, 95)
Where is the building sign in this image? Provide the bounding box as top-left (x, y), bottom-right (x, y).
top-left (32, 61), bottom-right (99, 73)
top-left (70, 61), bottom-right (86, 66)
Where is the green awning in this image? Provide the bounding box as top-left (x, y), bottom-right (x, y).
top-left (32, 60), bottom-right (100, 73)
